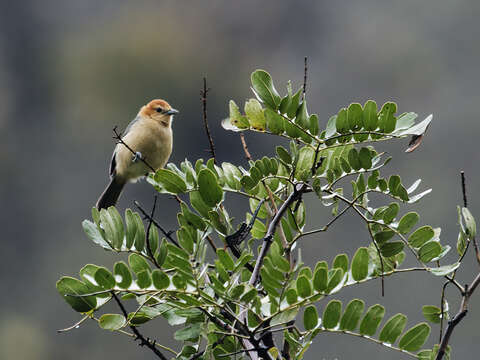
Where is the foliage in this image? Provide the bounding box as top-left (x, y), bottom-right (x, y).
top-left (57, 69), bottom-right (475, 360)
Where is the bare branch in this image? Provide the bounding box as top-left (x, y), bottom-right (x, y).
top-left (134, 200), bottom-right (180, 247)
top-left (239, 133), bottom-right (252, 161)
top-left (302, 56), bottom-right (308, 100)
top-left (201, 77), bottom-right (217, 164)
top-left (111, 292), bottom-right (168, 360)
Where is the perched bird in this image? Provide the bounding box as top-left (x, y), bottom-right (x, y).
top-left (96, 99), bottom-right (178, 210)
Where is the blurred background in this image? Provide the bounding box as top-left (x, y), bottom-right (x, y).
top-left (1, 0), bottom-right (479, 359)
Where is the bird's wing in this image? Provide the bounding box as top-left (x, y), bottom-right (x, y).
top-left (123, 114), bottom-right (141, 136)
top-left (109, 151), bottom-right (117, 177)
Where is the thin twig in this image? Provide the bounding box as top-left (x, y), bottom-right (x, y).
top-left (134, 200), bottom-right (180, 247)
top-left (145, 196), bottom-right (160, 268)
top-left (201, 77), bottom-right (217, 164)
top-left (57, 315), bottom-right (90, 333)
top-left (239, 133), bottom-right (252, 161)
top-left (111, 292), bottom-right (168, 360)
top-left (113, 126), bottom-right (155, 172)
top-left (302, 56), bottom-right (308, 100)
top-left (461, 171), bottom-right (467, 207)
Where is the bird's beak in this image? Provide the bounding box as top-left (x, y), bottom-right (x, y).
top-left (166, 108), bottom-right (179, 115)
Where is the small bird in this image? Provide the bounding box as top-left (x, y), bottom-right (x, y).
top-left (96, 99), bottom-right (178, 210)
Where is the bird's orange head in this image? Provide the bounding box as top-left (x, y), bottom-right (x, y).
top-left (140, 99), bottom-right (179, 126)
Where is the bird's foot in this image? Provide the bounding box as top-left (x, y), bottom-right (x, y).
top-left (132, 151), bottom-right (143, 163)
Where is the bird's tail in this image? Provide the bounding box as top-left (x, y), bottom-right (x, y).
top-left (96, 177), bottom-right (126, 210)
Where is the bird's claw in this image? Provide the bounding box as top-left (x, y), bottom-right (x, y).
top-left (132, 151), bottom-right (143, 163)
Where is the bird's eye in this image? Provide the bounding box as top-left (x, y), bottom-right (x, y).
top-left (156, 108), bottom-right (163, 113)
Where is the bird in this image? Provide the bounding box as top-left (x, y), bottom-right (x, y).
top-left (96, 99), bottom-right (178, 210)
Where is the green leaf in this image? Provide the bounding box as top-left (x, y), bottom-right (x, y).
top-left (332, 254), bottom-right (349, 273)
top-left (152, 270), bottom-right (170, 290)
top-left (114, 262), bottom-right (132, 288)
top-left (295, 147), bottom-right (315, 180)
top-left (397, 212), bottom-right (420, 234)
top-left (133, 213), bottom-right (145, 252)
top-left (461, 207), bottom-right (476, 238)
top-left (285, 288), bottom-right (298, 305)
top-left (190, 191), bottom-right (212, 217)
top-left (409, 226), bottom-right (435, 248)
top-left (388, 175), bottom-right (401, 195)
top-left (156, 239), bottom-right (168, 267)
top-left (313, 267), bottom-right (328, 292)
top-left (309, 114), bottom-right (319, 135)
top-left (125, 209), bottom-right (137, 249)
top-left (296, 275), bottom-right (312, 298)
top-left (94, 267), bottom-right (115, 290)
top-left (351, 247), bottom-right (369, 281)
top-left (154, 169), bottom-right (187, 194)
top-left (347, 148), bottom-right (361, 171)
top-left (265, 108), bottom-right (284, 134)
top-left (271, 308), bottom-right (298, 327)
top-left (422, 305), bottom-right (441, 324)
top-left (429, 262), bottom-right (460, 276)
top-left (382, 203), bottom-right (400, 224)
top-left (379, 314), bottom-right (407, 344)
top-left (326, 268), bottom-right (344, 293)
top-left (359, 304), bottom-right (385, 336)
top-left (457, 231), bottom-right (467, 256)
top-left (287, 88), bottom-right (302, 118)
top-left (174, 323), bottom-right (202, 341)
top-left (336, 108), bottom-right (348, 134)
top-left (198, 168), bottom-right (223, 207)
top-left (323, 300), bottom-right (342, 329)
top-left (99, 314), bottom-right (126, 330)
top-left (172, 274), bottom-right (187, 290)
top-left (304, 305), bottom-right (319, 330)
top-left (358, 147), bottom-right (372, 169)
top-left (216, 249), bottom-right (235, 271)
top-left (82, 219), bottom-right (111, 249)
top-left (276, 146), bottom-right (292, 164)
top-left (380, 241), bottom-right (404, 257)
top-left (136, 270), bottom-right (152, 289)
top-left (398, 323), bottom-right (430, 351)
top-left (56, 277), bottom-right (96, 313)
top-left (244, 98), bottom-right (266, 131)
top-left (419, 241), bottom-right (442, 263)
top-left (340, 299), bottom-right (364, 331)
top-left (325, 115), bottom-right (337, 138)
top-left (128, 253), bottom-right (151, 275)
top-left (229, 100), bottom-right (249, 129)
top-left (374, 230), bottom-right (395, 245)
top-left (251, 69), bottom-right (281, 109)
top-left (378, 102), bottom-right (397, 133)
top-left (363, 100), bottom-right (378, 131)
top-left (347, 103), bottom-right (363, 130)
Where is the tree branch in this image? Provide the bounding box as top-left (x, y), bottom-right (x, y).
top-left (201, 77), bottom-right (217, 164)
top-left (134, 200), bottom-right (180, 247)
top-left (239, 133), bottom-right (252, 161)
top-left (111, 292), bottom-right (168, 360)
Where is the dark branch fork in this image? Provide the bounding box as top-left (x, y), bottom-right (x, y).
top-left (134, 200), bottom-right (180, 248)
top-left (435, 171), bottom-right (480, 360)
top-left (111, 292), bottom-right (168, 360)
